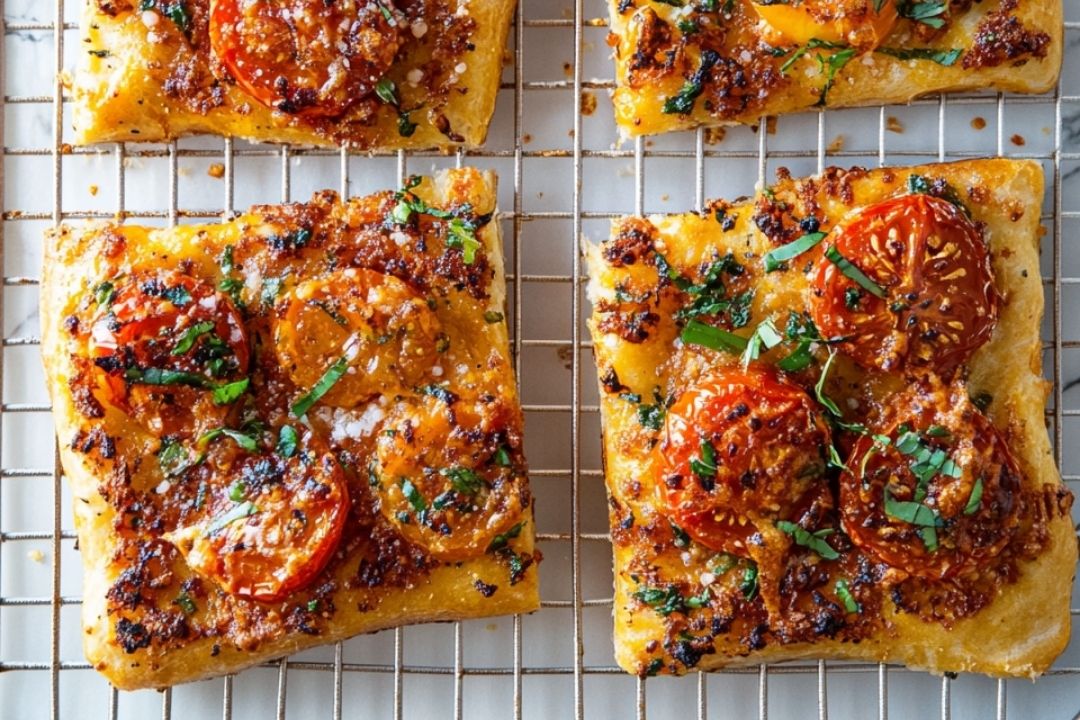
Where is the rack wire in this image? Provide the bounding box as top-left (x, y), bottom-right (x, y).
top-left (0, 0), bottom-right (1077, 717)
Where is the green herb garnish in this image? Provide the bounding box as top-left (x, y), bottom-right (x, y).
top-left (776, 520), bottom-right (839, 560)
top-left (291, 354), bottom-right (350, 418)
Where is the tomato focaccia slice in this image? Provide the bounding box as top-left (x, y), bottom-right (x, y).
top-left (41, 168), bottom-right (539, 691)
top-left (586, 158), bottom-right (1075, 678)
top-left (607, 0), bottom-right (1062, 137)
top-left (70, 0), bottom-right (515, 149)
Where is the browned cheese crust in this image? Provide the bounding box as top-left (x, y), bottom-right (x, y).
top-left (41, 168), bottom-right (539, 690)
top-left (71, 0), bottom-right (515, 148)
top-left (607, 0), bottom-right (1062, 137)
top-left (586, 159), bottom-right (1076, 678)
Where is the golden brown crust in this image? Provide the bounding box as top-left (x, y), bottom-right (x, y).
top-left (42, 168), bottom-right (539, 690)
top-left (586, 159), bottom-right (1076, 678)
top-left (607, 0), bottom-right (1062, 137)
top-left (71, 0), bottom-right (515, 149)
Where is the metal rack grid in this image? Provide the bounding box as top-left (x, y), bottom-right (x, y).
top-left (0, 0), bottom-right (1077, 717)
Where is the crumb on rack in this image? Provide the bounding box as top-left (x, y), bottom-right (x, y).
top-left (1010, 134), bottom-right (1026, 146)
top-left (887, 116), bottom-right (904, 134)
top-left (581, 92), bottom-right (597, 116)
top-left (208, 162), bottom-right (225, 179)
top-left (827, 135), bottom-right (846, 153)
top-left (88, 184), bottom-right (98, 196)
top-left (971, 116), bottom-right (987, 130)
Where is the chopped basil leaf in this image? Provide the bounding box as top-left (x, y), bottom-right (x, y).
top-left (690, 439), bottom-right (717, 480)
top-left (163, 286), bottom-right (192, 306)
top-left (375, 77), bottom-right (398, 106)
top-left (824, 246), bottom-right (886, 298)
top-left (277, 425), bottom-right (298, 458)
top-left (883, 487), bottom-right (939, 527)
top-left (637, 402), bottom-right (666, 431)
top-left (897, 0), bottom-right (947, 29)
top-left (487, 521), bottom-right (525, 552)
top-left (211, 377), bottom-right (249, 406)
top-left (740, 564), bottom-right (759, 600)
top-left (307, 599), bottom-right (320, 612)
top-left (125, 367), bottom-right (214, 389)
top-left (206, 500), bottom-right (258, 536)
top-left (199, 427), bottom-right (258, 452)
top-left (484, 310), bottom-right (504, 323)
top-left (291, 354), bottom-right (349, 418)
top-left (175, 592), bottom-right (197, 615)
top-left (441, 466), bottom-right (484, 496)
top-left (875, 46), bottom-right (961, 66)
top-left (814, 351), bottom-right (843, 416)
top-left (776, 520), bottom-right (840, 560)
top-left (446, 218), bottom-right (481, 264)
top-left (228, 480), bottom-right (246, 502)
top-left (681, 319), bottom-right (748, 354)
top-left (171, 321), bottom-right (215, 356)
top-left (400, 478), bottom-right (427, 514)
top-left (763, 231), bottom-right (826, 272)
top-left (158, 439), bottom-right (197, 478)
top-left (963, 476), bottom-right (984, 515)
top-left (662, 49), bottom-right (719, 114)
top-left (261, 276), bottom-right (283, 307)
top-left (776, 342), bottom-right (814, 372)
top-left (494, 446), bottom-right (512, 467)
top-left (834, 579), bottom-right (860, 613)
top-left (94, 281), bottom-right (115, 307)
top-left (741, 317), bottom-right (784, 367)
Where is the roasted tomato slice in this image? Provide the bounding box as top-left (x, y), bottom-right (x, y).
top-left (751, 0), bottom-right (898, 50)
top-left (654, 367), bottom-right (832, 554)
top-left (839, 380), bottom-right (1021, 580)
top-left (809, 194), bottom-right (998, 377)
top-left (274, 268), bottom-right (443, 410)
top-left (209, 0), bottom-right (403, 117)
top-left (373, 393), bottom-right (528, 560)
top-left (166, 428), bottom-right (349, 602)
top-left (88, 271), bottom-right (250, 432)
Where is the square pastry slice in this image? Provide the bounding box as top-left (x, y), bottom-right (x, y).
top-left (42, 168), bottom-right (538, 690)
top-left (586, 159), bottom-right (1075, 677)
top-left (71, 0), bottom-right (515, 148)
top-left (607, 0), bottom-right (1062, 137)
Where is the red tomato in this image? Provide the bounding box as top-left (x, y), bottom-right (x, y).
top-left (89, 271), bottom-right (250, 430)
top-left (209, 0), bottom-right (402, 117)
top-left (839, 381), bottom-right (1021, 580)
top-left (166, 429), bottom-right (349, 602)
top-left (654, 368), bottom-right (832, 553)
top-left (809, 194), bottom-right (998, 377)
top-left (752, 0), bottom-right (898, 50)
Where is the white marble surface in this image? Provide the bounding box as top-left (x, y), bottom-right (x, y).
top-left (0, 1), bottom-right (1078, 718)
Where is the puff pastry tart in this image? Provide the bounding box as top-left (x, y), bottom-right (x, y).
top-left (71, 0), bottom-right (515, 148)
top-left (607, 0), bottom-right (1062, 137)
top-left (42, 168), bottom-right (539, 690)
top-left (586, 158), bottom-right (1076, 678)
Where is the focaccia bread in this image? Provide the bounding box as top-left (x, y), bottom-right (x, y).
top-left (42, 168), bottom-right (539, 690)
top-left (586, 158), bottom-right (1076, 678)
top-left (608, 0), bottom-right (1062, 137)
top-left (71, 0), bottom-right (515, 149)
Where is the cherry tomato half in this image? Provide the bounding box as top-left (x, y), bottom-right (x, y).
top-left (752, 0), bottom-right (898, 50)
top-left (165, 429), bottom-right (349, 602)
top-left (374, 393), bottom-right (528, 561)
top-left (209, 0), bottom-right (402, 117)
top-left (89, 271), bottom-right (250, 432)
top-left (839, 380), bottom-right (1021, 580)
top-left (654, 368), bottom-right (832, 553)
top-left (809, 194), bottom-right (998, 377)
top-left (273, 268), bottom-right (443, 409)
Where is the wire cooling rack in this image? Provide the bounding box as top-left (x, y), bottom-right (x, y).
top-left (0, 0), bottom-right (1078, 718)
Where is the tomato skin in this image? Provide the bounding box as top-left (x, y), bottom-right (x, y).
top-left (165, 429), bottom-right (349, 602)
top-left (209, 0), bottom-right (402, 117)
top-left (88, 271), bottom-right (250, 432)
top-left (810, 194), bottom-right (998, 377)
top-left (751, 0), bottom-right (898, 50)
top-left (654, 368), bottom-right (832, 554)
top-left (839, 381), bottom-right (1021, 580)
top-left (273, 268), bottom-right (443, 409)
